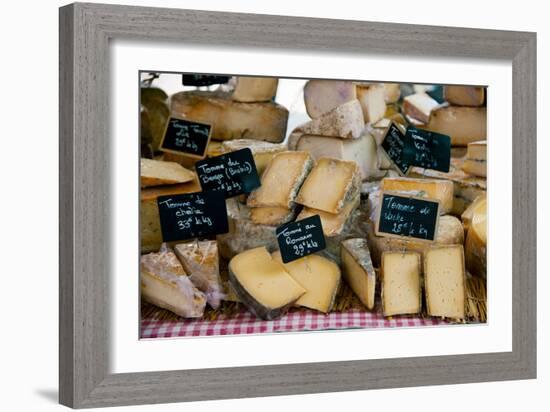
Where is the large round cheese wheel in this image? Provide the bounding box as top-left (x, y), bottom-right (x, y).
top-left (465, 198), bottom-right (487, 278)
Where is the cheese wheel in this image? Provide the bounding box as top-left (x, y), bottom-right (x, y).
top-left (465, 198), bottom-right (487, 278)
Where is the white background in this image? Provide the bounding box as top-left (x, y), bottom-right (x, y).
top-left (0, 0), bottom-right (546, 411)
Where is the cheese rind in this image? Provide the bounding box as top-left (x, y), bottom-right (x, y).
top-left (299, 100), bottom-right (364, 139)
top-left (341, 238), bottom-right (376, 309)
top-left (303, 80), bottom-right (357, 118)
top-left (424, 245), bottom-right (466, 319)
top-left (381, 252), bottom-right (422, 316)
top-left (296, 158), bottom-right (361, 214)
top-left (247, 151), bottom-right (313, 208)
top-left (402, 92), bottom-right (440, 124)
top-left (444, 86), bottom-right (485, 107)
top-left (380, 177), bottom-right (454, 214)
top-left (170, 90), bottom-right (288, 142)
top-left (356, 84), bottom-right (386, 124)
top-left (140, 158), bottom-right (195, 188)
top-left (228, 247), bottom-right (306, 320)
top-left (296, 194), bottom-right (359, 236)
top-left (250, 206), bottom-right (296, 226)
top-left (221, 139), bottom-right (287, 177)
top-left (232, 77), bottom-right (278, 102)
top-left (421, 106), bottom-right (486, 146)
top-left (465, 198), bottom-right (487, 278)
top-left (174, 241), bottom-right (224, 309)
top-left (272, 251), bottom-right (341, 313)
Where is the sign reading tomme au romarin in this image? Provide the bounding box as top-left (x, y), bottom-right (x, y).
top-left (159, 116), bottom-right (212, 159)
top-left (275, 215), bottom-right (326, 263)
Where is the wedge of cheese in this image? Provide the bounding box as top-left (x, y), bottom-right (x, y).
top-left (250, 206), bottom-right (297, 226)
top-left (296, 194), bottom-right (359, 237)
top-left (381, 251), bottom-right (422, 316)
top-left (380, 177), bottom-right (454, 214)
top-left (461, 140), bottom-right (487, 177)
top-left (356, 84), bottom-right (386, 124)
top-left (140, 178), bottom-right (202, 253)
top-left (299, 100), bottom-right (364, 139)
top-left (465, 198), bottom-right (487, 278)
top-left (296, 158), bottom-right (361, 214)
top-left (228, 247), bottom-right (306, 320)
top-left (303, 80), bottom-right (357, 118)
top-left (232, 76), bottom-right (278, 102)
top-left (402, 92), bottom-right (440, 124)
top-left (174, 241), bottom-right (224, 309)
top-left (341, 238), bottom-right (376, 309)
top-left (140, 246), bottom-right (206, 318)
top-left (421, 106), bottom-right (486, 146)
top-left (424, 245), bottom-right (466, 319)
top-left (170, 90), bottom-right (288, 142)
top-left (291, 133), bottom-right (379, 180)
top-left (247, 151), bottom-right (313, 208)
top-left (140, 158), bottom-right (195, 188)
top-left (221, 139), bottom-right (287, 177)
top-left (383, 83), bottom-right (401, 104)
top-left (272, 251), bottom-right (341, 313)
top-left (444, 85), bottom-right (485, 107)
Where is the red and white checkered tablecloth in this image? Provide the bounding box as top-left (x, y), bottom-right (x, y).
top-left (140, 309), bottom-right (449, 339)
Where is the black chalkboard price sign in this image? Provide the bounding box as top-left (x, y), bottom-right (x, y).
top-left (159, 116), bottom-right (212, 159)
top-left (195, 148), bottom-right (261, 199)
top-left (375, 191), bottom-right (440, 242)
top-left (157, 191), bottom-right (229, 242)
top-left (381, 122), bottom-right (410, 175)
top-left (276, 215), bottom-right (326, 263)
top-left (403, 128), bottom-right (451, 172)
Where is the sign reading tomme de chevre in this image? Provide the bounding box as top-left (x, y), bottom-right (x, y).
top-left (275, 214), bottom-right (326, 263)
top-left (159, 116), bottom-right (212, 159)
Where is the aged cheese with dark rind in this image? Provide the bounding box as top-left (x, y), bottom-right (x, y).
top-left (140, 158), bottom-right (196, 188)
top-left (421, 106), bottom-right (486, 146)
top-left (341, 238), bottom-right (376, 309)
top-left (232, 77), bottom-right (278, 103)
top-left (381, 251), bottom-right (422, 316)
top-left (444, 86), bottom-right (485, 107)
top-left (303, 80), bottom-right (357, 118)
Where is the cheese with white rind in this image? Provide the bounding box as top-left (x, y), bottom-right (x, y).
top-left (300, 100), bottom-right (365, 139)
top-left (296, 158), bottom-right (361, 214)
top-left (341, 238), bottom-right (376, 309)
top-left (303, 80), bottom-right (357, 118)
top-left (232, 77), bottom-right (278, 103)
top-left (228, 247), bottom-right (306, 320)
top-left (221, 139), bottom-right (287, 177)
top-left (140, 246), bottom-right (206, 318)
top-left (173, 241), bottom-right (225, 309)
top-left (424, 245), bottom-right (466, 319)
top-left (293, 133), bottom-right (379, 180)
top-left (247, 151), bottom-right (313, 208)
top-left (250, 206), bottom-right (297, 226)
top-left (272, 251), bottom-right (341, 313)
top-left (381, 251), bottom-right (422, 316)
top-left (402, 92), bottom-right (440, 124)
top-left (296, 194), bottom-right (359, 236)
top-left (380, 177), bottom-right (454, 214)
top-left (356, 84), bottom-right (386, 124)
top-left (170, 90), bottom-right (288, 142)
top-left (444, 86), bottom-right (485, 107)
top-left (465, 198), bottom-right (487, 278)
top-left (421, 106), bottom-right (486, 146)
top-left (140, 158), bottom-right (195, 188)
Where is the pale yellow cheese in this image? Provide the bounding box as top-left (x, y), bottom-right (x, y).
top-left (461, 159), bottom-right (486, 177)
top-left (380, 177), bottom-right (454, 214)
top-left (299, 100), bottom-right (364, 139)
top-left (466, 140), bottom-right (487, 161)
top-left (383, 83), bottom-right (401, 104)
top-left (221, 139), bottom-right (287, 177)
top-left (424, 245), bottom-right (466, 319)
top-left (402, 92), bottom-right (440, 124)
top-left (444, 85), bottom-right (485, 107)
top-left (140, 158), bottom-right (195, 188)
top-left (341, 238), bottom-right (376, 309)
top-left (272, 251), bottom-right (341, 313)
top-left (232, 76), bottom-right (278, 102)
top-left (303, 80), bottom-right (357, 118)
top-left (250, 206), bottom-right (296, 226)
top-left (461, 141), bottom-right (487, 177)
top-left (296, 194), bottom-right (359, 236)
top-left (381, 252), bottom-right (422, 316)
top-left (356, 84), bottom-right (386, 124)
top-left (228, 247), bottom-right (306, 319)
top-left (421, 106), bottom-right (486, 146)
top-left (247, 151), bottom-right (313, 208)
top-left (465, 198), bottom-right (487, 278)
top-left (296, 158), bottom-right (361, 214)
top-left (461, 193), bottom-right (487, 232)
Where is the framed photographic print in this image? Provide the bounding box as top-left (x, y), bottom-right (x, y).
top-left (59, 3), bottom-right (536, 408)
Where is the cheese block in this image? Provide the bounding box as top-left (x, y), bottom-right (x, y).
top-left (466, 140), bottom-right (487, 161)
top-left (303, 80), bottom-right (357, 118)
top-left (174, 241), bottom-right (224, 309)
top-left (356, 84), bottom-right (386, 124)
top-left (421, 106), bottom-right (486, 146)
top-left (461, 193), bottom-right (487, 232)
top-left (461, 141), bottom-right (487, 177)
top-left (140, 178), bottom-right (202, 253)
top-left (272, 251), bottom-right (341, 313)
top-left (170, 90), bottom-right (288, 142)
top-left (292, 133), bottom-right (379, 180)
top-left (465, 198), bottom-right (487, 278)
top-left (250, 206), bottom-right (296, 226)
top-left (141, 87), bottom-right (170, 151)
top-left (296, 194), bottom-right (359, 236)
top-left (444, 85), bottom-right (485, 107)
top-left (383, 83), bottom-right (401, 104)
top-left (340, 238), bottom-right (376, 309)
top-left (140, 245), bottom-right (206, 318)
top-left (424, 245), bottom-right (466, 319)
top-left (380, 177), bottom-right (454, 214)
top-left (299, 100), bottom-right (364, 139)
top-left (228, 247), bottom-right (306, 320)
top-left (247, 151), bottom-right (313, 208)
top-left (140, 158), bottom-right (195, 188)
top-left (221, 139), bottom-right (287, 177)
top-left (402, 92), bottom-right (440, 124)
top-left (296, 158), bottom-right (361, 214)
top-left (381, 251), bottom-right (422, 316)
top-left (365, 215), bottom-right (464, 267)
top-left (462, 159), bottom-right (486, 177)
top-left (232, 76), bottom-right (278, 102)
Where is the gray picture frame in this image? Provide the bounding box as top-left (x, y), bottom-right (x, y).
top-left (59, 2), bottom-right (536, 408)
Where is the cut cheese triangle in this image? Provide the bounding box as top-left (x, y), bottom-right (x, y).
top-left (140, 158), bottom-right (195, 188)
